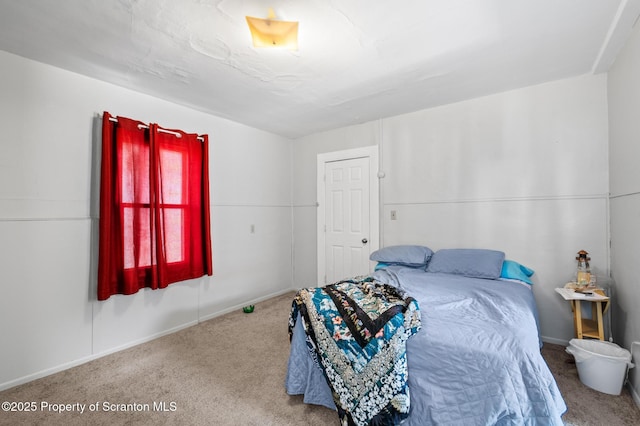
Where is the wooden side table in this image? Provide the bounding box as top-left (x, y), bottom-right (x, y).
top-left (555, 288), bottom-right (610, 340)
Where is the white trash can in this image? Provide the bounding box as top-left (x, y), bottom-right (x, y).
top-left (566, 338), bottom-right (635, 395)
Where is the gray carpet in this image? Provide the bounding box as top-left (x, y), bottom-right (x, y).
top-left (0, 291), bottom-right (638, 425)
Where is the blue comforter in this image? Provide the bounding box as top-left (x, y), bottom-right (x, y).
top-left (286, 266), bottom-right (567, 425)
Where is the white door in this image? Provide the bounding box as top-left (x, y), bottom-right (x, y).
top-left (325, 158), bottom-right (370, 283)
top-left (317, 147), bottom-right (379, 285)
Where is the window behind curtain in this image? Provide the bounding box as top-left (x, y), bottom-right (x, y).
top-left (98, 112), bottom-right (212, 301)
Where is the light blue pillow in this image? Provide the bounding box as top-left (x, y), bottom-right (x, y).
top-left (374, 262), bottom-right (391, 271)
top-left (426, 248), bottom-right (505, 279)
top-left (500, 260), bottom-right (534, 285)
top-left (370, 245), bottom-right (433, 268)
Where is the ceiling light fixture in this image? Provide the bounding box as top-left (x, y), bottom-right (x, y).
top-left (246, 8), bottom-right (298, 50)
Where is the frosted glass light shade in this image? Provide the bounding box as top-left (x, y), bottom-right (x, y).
top-left (246, 11), bottom-right (298, 50)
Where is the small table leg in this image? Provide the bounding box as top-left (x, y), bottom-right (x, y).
top-left (596, 301), bottom-right (604, 341)
top-left (574, 300), bottom-right (583, 339)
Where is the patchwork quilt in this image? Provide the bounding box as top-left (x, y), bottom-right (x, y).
top-left (289, 276), bottom-right (421, 426)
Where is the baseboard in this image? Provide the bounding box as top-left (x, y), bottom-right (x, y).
top-left (0, 353), bottom-right (100, 392)
top-left (541, 335), bottom-right (570, 347)
top-left (630, 382), bottom-right (640, 409)
top-left (630, 341), bottom-right (640, 409)
top-left (198, 288), bottom-right (294, 323)
top-left (0, 289), bottom-right (294, 392)
top-left (0, 320), bottom-right (198, 392)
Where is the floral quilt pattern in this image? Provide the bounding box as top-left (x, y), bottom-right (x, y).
top-left (289, 276), bottom-right (421, 426)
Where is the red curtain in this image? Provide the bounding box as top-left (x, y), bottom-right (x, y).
top-left (98, 112), bottom-right (212, 301)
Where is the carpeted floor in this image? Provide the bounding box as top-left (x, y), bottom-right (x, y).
top-left (0, 291), bottom-right (638, 425)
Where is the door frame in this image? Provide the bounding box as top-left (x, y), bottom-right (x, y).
top-left (317, 145), bottom-right (379, 285)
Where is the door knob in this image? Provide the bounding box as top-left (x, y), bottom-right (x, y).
top-left (362, 238), bottom-right (368, 244)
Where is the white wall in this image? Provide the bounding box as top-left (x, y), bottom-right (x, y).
top-left (0, 50), bottom-right (293, 390)
top-left (0, 46), bottom-right (620, 391)
top-left (607, 18), bottom-right (640, 404)
top-left (292, 123), bottom-right (381, 288)
top-left (293, 74), bottom-right (610, 345)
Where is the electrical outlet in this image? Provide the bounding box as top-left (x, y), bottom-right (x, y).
top-left (250, 224), bottom-right (255, 233)
top-left (390, 210), bottom-right (397, 220)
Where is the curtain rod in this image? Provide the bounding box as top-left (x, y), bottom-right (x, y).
top-left (108, 116), bottom-right (205, 141)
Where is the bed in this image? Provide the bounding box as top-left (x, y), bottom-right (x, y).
top-left (285, 246), bottom-right (567, 425)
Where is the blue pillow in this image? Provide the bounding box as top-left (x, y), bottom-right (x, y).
top-left (500, 260), bottom-right (534, 285)
top-left (426, 248), bottom-right (505, 279)
top-left (374, 262), bottom-right (391, 271)
top-left (370, 245), bottom-right (433, 268)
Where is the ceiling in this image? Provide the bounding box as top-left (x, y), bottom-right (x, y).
top-left (1, 0), bottom-right (640, 139)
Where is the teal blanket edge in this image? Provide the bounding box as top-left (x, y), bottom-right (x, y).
top-left (289, 276), bottom-right (421, 426)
